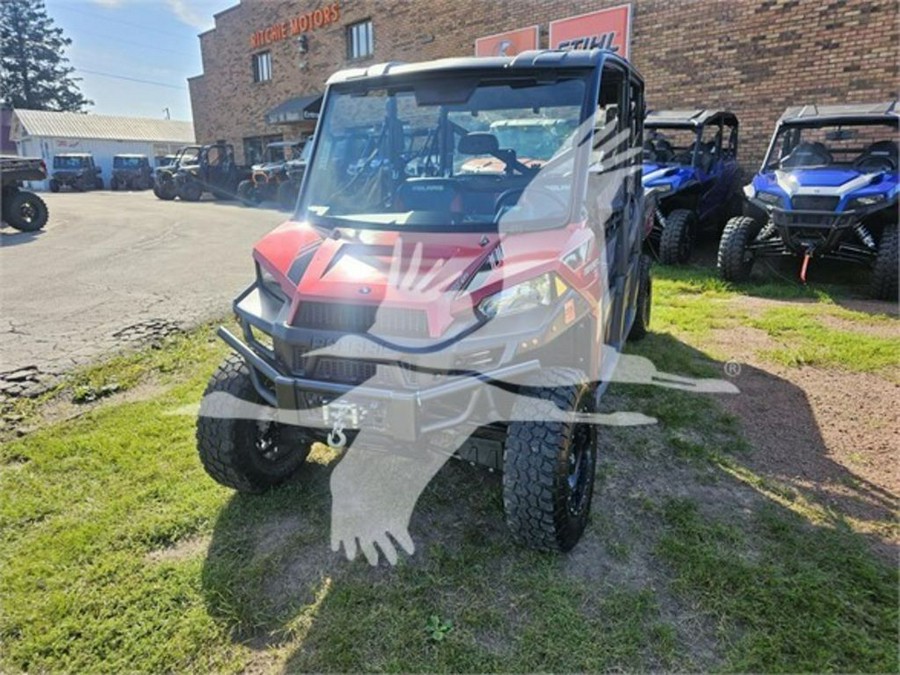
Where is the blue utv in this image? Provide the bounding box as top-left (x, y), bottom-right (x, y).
top-left (642, 109), bottom-right (742, 264)
top-left (718, 102), bottom-right (898, 300)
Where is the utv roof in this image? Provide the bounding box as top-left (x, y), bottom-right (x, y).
top-left (113, 153), bottom-right (148, 158)
top-left (779, 101), bottom-right (899, 125)
top-left (54, 152), bottom-right (92, 157)
top-left (645, 109), bottom-right (738, 127)
top-left (327, 49), bottom-right (640, 85)
top-left (265, 140), bottom-right (304, 149)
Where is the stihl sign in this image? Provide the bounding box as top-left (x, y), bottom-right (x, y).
top-left (549, 4), bottom-right (632, 60)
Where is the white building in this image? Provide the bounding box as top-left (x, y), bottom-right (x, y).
top-left (10, 109), bottom-right (194, 190)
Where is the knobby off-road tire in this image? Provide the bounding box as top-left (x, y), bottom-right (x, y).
top-left (717, 216), bottom-right (761, 282)
top-left (277, 180), bottom-right (299, 211)
top-left (153, 182), bottom-right (176, 201)
top-left (628, 254), bottom-right (652, 341)
top-left (659, 208), bottom-right (696, 265)
top-left (5, 190), bottom-right (49, 232)
top-left (870, 224), bottom-right (898, 301)
top-left (237, 180), bottom-right (258, 207)
top-left (180, 181), bottom-right (203, 202)
top-left (503, 367), bottom-right (598, 552)
top-left (197, 354), bottom-right (312, 493)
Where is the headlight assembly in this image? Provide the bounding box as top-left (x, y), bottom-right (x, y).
top-left (849, 194), bottom-right (886, 209)
top-left (478, 274), bottom-right (553, 319)
top-left (257, 263), bottom-right (288, 301)
top-left (756, 191), bottom-right (782, 207)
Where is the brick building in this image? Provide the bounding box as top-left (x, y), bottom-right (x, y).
top-left (189, 0), bottom-right (898, 167)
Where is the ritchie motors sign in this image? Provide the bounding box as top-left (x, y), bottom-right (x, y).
top-left (250, 3), bottom-right (341, 49)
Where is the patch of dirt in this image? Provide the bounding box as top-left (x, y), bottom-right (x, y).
top-left (818, 314), bottom-right (899, 339)
top-left (112, 318), bottom-right (184, 344)
top-left (146, 534), bottom-right (210, 563)
top-left (710, 319), bottom-right (899, 559)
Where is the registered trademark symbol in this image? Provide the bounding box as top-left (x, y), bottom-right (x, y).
top-left (724, 360), bottom-right (742, 378)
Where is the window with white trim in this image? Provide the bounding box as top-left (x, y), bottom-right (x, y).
top-left (347, 19), bottom-right (374, 60)
top-left (252, 51), bottom-right (272, 83)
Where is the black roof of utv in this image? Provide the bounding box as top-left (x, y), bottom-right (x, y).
top-left (645, 109), bottom-right (738, 128)
top-left (779, 101), bottom-right (899, 126)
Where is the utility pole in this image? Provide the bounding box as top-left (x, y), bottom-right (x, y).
top-left (162, 107), bottom-right (170, 120)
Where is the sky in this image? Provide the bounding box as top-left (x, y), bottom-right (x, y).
top-left (42, 0), bottom-right (237, 121)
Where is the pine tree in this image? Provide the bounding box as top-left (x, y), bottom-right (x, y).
top-left (0, 0), bottom-right (92, 111)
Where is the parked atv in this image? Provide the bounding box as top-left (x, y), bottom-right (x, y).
top-left (1, 155), bottom-right (49, 232)
top-left (173, 142), bottom-right (250, 201)
top-left (110, 154), bottom-right (152, 190)
top-left (153, 145), bottom-right (200, 200)
top-left (275, 138), bottom-right (313, 210)
top-left (237, 140), bottom-right (307, 207)
top-left (642, 110), bottom-right (741, 264)
top-left (718, 102), bottom-right (898, 300)
top-left (197, 50), bottom-right (653, 555)
top-left (49, 153), bottom-right (103, 192)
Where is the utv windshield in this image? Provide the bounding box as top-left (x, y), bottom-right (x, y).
top-left (642, 126), bottom-right (700, 165)
top-left (53, 156), bottom-right (88, 169)
top-left (764, 121), bottom-right (899, 171)
top-left (298, 74), bottom-right (589, 231)
top-left (114, 157), bottom-right (144, 168)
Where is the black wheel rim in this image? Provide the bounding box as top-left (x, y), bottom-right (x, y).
top-left (19, 202), bottom-right (36, 223)
top-left (566, 391), bottom-right (595, 517)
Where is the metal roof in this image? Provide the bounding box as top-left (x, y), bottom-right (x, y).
top-left (11, 109), bottom-right (194, 143)
top-left (779, 101), bottom-right (898, 124)
top-left (645, 109), bottom-right (737, 127)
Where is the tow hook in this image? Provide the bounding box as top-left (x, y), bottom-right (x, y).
top-left (799, 246), bottom-right (815, 284)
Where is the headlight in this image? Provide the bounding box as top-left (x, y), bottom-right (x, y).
top-left (478, 274), bottom-right (553, 319)
top-left (742, 184), bottom-right (755, 199)
top-left (756, 191), bottom-right (782, 206)
top-left (257, 263), bottom-right (287, 301)
top-left (652, 183), bottom-right (673, 194)
top-left (849, 194), bottom-right (886, 209)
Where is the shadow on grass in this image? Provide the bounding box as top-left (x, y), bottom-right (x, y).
top-left (199, 333), bottom-right (897, 672)
top-left (662, 238), bottom-right (895, 315)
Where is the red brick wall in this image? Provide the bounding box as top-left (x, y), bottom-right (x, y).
top-left (189, 0), bottom-right (898, 166)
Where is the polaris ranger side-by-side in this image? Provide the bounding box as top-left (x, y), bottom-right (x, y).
top-left (49, 153), bottom-right (103, 192)
top-left (718, 102), bottom-right (898, 299)
top-left (197, 50), bottom-right (654, 555)
top-left (237, 139), bottom-right (308, 208)
top-left (642, 109), bottom-right (742, 264)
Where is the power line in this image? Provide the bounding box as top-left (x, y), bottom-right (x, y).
top-left (72, 66), bottom-right (187, 90)
top-left (52, 4), bottom-right (188, 40)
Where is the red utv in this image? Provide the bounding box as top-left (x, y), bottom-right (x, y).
top-left (197, 50), bottom-right (654, 554)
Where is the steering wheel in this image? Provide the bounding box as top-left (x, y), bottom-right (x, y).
top-left (494, 186), bottom-right (568, 219)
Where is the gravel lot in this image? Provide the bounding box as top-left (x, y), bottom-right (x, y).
top-left (0, 190), bottom-right (287, 394)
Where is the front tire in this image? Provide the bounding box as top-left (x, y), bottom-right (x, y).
top-left (659, 208), bottom-right (696, 265)
top-left (5, 190), bottom-right (49, 232)
top-left (718, 216), bottom-right (761, 282)
top-left (237, 180), bottom-right (258, 206)
top-left (503, 368), bottom-right (597, 552)
top-left (179, 181), bottom-right (202, 202)
top-left (870, 225), bottom-right (898, 301)
top-left (49, 179), bottom-right (60, 193)
top-left (197, 354), bottom-right (312, 493)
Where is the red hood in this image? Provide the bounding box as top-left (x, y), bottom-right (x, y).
top-left (253, 220), bottom-right (577, 337)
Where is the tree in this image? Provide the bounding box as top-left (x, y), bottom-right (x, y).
top-left (0, 0), bottom-right (91, 112)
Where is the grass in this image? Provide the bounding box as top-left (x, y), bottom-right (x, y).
top-left (1, 269), bottom-right (898, 672)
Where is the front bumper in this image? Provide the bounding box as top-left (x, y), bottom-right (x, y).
top-left (220, 282), bottom-right (592, 441)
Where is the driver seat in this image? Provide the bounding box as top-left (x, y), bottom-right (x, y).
top-left (855, 140), bottom-right (899, 172)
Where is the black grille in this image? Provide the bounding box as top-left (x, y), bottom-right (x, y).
top-left (313, 358), bottom-right (376, 384)
top-left (790, 195), bottom-right (839, 212)
top-left (295, 302), bottom-right (428, 337)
